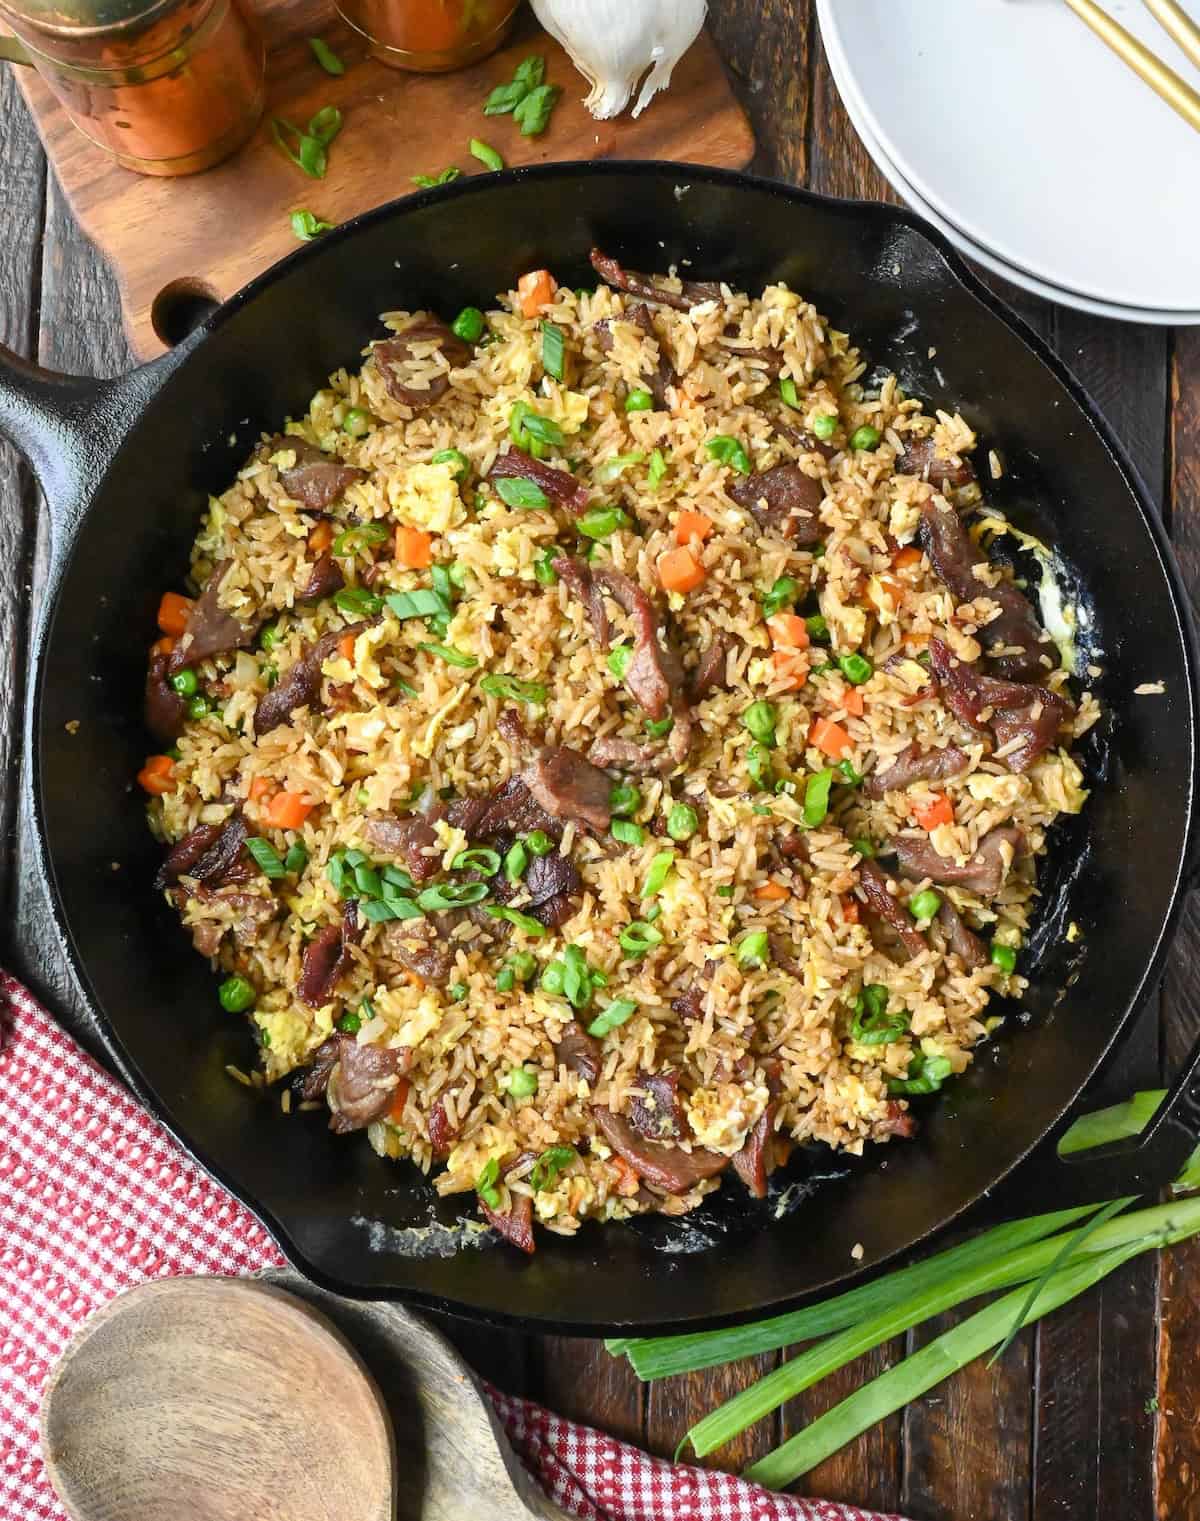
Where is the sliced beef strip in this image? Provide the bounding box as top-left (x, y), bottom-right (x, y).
top-left (295, 1036), bottom-right (341, 1103)
top-left (265, 434), bottom-right (364, 511)
top-left (857, 859), bottom-right (929, 960)
top-left (594, 302), bottom-right (676, 407)
top-left (427, 1097), bottom-right (457, 1157)
top-left (628, 1069), bottom-right (684, 1142)
top-left (297, 551), bottom-right (345, 602)
top-left (381, 919), bottom-right (457, 986)
top-left (592, 566), bottom-right (685, 722)
top-left (177, 812), bottom-right (256, 889)
top-left (774, 416), bottom-right (837, 462)
top-left (592, 1107), bottom-right (729, 1194)
top-left (589, 248), bottom-right (723, 311)
top-left (553, 1020), bottom-right (603, 1084)
top-left (863, 741), bottom-right (971, 800)
top-left (671, 985), bottom-right (706, 1025)
top-left (468, 776), bottom-right (562, 840)
top-left (554, 554), bottom-right (611, 646)
top-left (145, 650), bottom-right (187, 745)
top-left (588, 733), bottom-right (672, 775)
top-left (478, 1191), bottom-right (535, 1254)
top-left (896, 433), bottom-right (976, 490)
top-left (372, 319), bottom-right (470, 409)
top-left (767, 933), bottom-right (804, 978)
top-left (363, 813), bottom-right (442, 883)
top-left (155, 821), bottom-right (224, 889)
top-left (727, 463), bottom-right (825, 545)
top-left (298, 900), bottom-right (362, 1009)
top-left (892, 824), bottom-right (1026, 898)
top-left (328, 1038), bottom-right (412, 1134)
top-left (928, 637), bottom-right (1073, 774)
top-left (494, 846), bottom-right (580, 912)
top-left (253, 622), bottom-right (370, 736)
top-left (489, 447), bottom-right (590, 514)
top-left (168, 559), bottom-right (263, 674)
top-left (689, 634), bottom-right (732, 701)
top-left (937, 899), bottom-right (988, 969)
top-left (522, 745), bottom-right (613, 834)
top-left (879, 1100), bottom-right (918, 1139)
top-left (919, 503), bottom-right (1057, 681)
top-left (443, 794), bottom-right (492, 836)
top-left (731, 1060), bottom-right (784, 1200)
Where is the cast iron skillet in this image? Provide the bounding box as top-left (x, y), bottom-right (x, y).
top-left (3, 163), bottom-right (1200, 1334)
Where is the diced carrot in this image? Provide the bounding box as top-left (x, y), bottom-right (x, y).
top-left (841, 895), bottom-right (860, 925)
top-left (150, 636), bottom-right (176, 657)
top-left (892, 545), bottom-right (923, 572)
top-left (913, 793), bottom-right (954, 830)
top-left (809, 717), bottom-right (852, 758)
top-left (248, 776), bottom-right (275, 802)
top-left (767, 612), bottom-right (810, 650)
top-left (137, 754), bottom-right (176, 796)
top-left (842, 688), bottom-right (865, 717)
top-left (308, 520), bottom-right (333, 554)
top-left (388, 1077), bottom-right (411, 1122)
top-left (517, 268), bottom-right (558, 318)
top-left (611, 1154), bottom-right (641, 1196)
top-left (403, 968), bottom-right (426, 989)
top-left (753, 880), bottom-right (791, 902)
top-left (674, 510), bottom-right (713, 546)
top-left (657, 547), bottom-right (706, 594)
top-left (264, 791), bottom-right (314, 830)
top-left (903, 630), bottom-right (931, 650)
top-left (772, 649), bottom-right (809, 690)
top-left (157, 592), bottom-right (193, 638)
top-left (338, 633), bottom-right (357, 660)
top-left (395, 524), bottom-right (433, 569)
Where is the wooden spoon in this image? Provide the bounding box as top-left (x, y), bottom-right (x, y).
top-left (41, 1269), bottom-right (571, 1521)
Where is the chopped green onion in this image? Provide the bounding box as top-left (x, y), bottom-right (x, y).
top-left (812, 413), bottom-right (838, 440)
top-left (283, 842), bottom-right (308, 875)
top-left (837, 652), bottom-right (874, 685)
top-left (218, 976), bottom-right (255, 1013)
top-left (485, 905), bottom-right (546, 936)
top-left (645, 715), bottom-right (673, 738)
top-left (246, 837), bottom-right (286, 879)
top-left (612, 819), bottom-right (645, 848)
top-left (667, 802), bottom-right (699, 842)
top-left (779, 377), bottom-right (801, 410)
top-left (308, 36), bottom-right (344, 73)
top-left (448, 981), bottom-right (468, 1002)
top-left (259, 621), bottom-right (281, 651)
top-left (908, 888), bottom-right (942, 922)
top-left (333, 521), bottom-right (390, 556)
top-left (607, 645), bottom-right (633, 680)
top-left (451, 847), bottom-right (501, 876)
top-left (761, 577), bottom-right (799, 618)
top-left (889, 1049), bottom-right (953, 1095)
top-left (495, 476), bottom-right (550, 509)
top-left (479, 672), bottom-right (547, 705)
top-left (746, 740), bottom-right (773, 791)
top-left (743, 700), bottom-right (777, 747)
top-left (411, 166), bottom-right (461, 189)
top-left (431, 447), bottom-right (470, 481)
top-left (557, 945), bottom-right (592, 1008)
top-left (394, 679), bottom-right (419, 698)
top-left (291, 208), bottom-right (335, 240)
top-left (587, 999), bottom-right (638, 1038)
top-left (803, 772), bottom-right (833, 833)
top-left (609, 782), bottom-right (641, 818)
top-left (353, 862), bottom-right (383, 897)
top-left (625, 389), bottom-right (654, 413)
top-left (850, 837), bottom-right (875, 858)
top-left (540, 962), bottom-right (564, 995)
top-left (706, 435), bottom-right (752, 475)
top-left (991, 943), bottom-right (1018, 975)
top-left (647, 448), bottom-right (668, 490)
top-left (416, 881), bottom-right (490, 910)
top-left (531, 1144), bottom-right (576, 1191)
top-left (541, 321), bottom-right (565, 380)
top-left (534, 549), bottom-right (560, 585)
top-left (334, 586), bottom-right (383, 617)
top-left (849, 985), bottom-right (909, 1045)
top-left (715, 885), bottom-right (735, 899)
top-left (642, 850), bottom-right (675, 897)
top-left (451, 306), bottom-right (485, 343)
top-left (342, 407), bottom-right (372, 436)
top-left (836, 758), bottom-right (862, 787)
top-left (850, 424), bottom-right (882, 451)
top-left (577, 506), bottom-right (631, 540)
top-left (476, 1157), bottom-right (502, 1208)
top-left (502, 1065), bottom-right (539, 1098)
top-left (597, 452), bottom-right (645, 483)
top-left (504, 840), bottom-right (529, 883)
top-left (619, 920), bottom-right (663, 958)
top-left (469, 138), bottom-right (505, 171)
top-left (526, 830), bottom-right (554, 857)
top-left (735, 931), bottom-right (770, 970)
top-left (419, 641), bottom-right (477, 668)
top-left (170, 668), bottom-right (198, 697)
top-left (381, 864), bottom-right (413, 890)
top-left (513, 82), bottom-right (560, 136)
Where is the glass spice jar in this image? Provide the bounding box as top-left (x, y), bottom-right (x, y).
top-left (334, 0), bottom-right (518, 72)
top-left (0, 0), bottom-right (265, 176)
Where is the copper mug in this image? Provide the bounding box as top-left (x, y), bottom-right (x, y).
top-left (0, 0), bottom-right (265, 176)
top-left (335, 0), bottom-right (519, 72)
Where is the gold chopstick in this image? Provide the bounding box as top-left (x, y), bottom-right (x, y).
top-left (1142, 0), bottom-right (1200, 74)
top-left (1062, 0), bottom-right (1200, 134)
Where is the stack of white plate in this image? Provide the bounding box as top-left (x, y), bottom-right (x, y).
top-left (817, 0), bottom-right (1200, 324)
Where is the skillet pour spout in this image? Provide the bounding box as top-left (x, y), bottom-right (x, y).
top-left (2, 162), bottom-right (1200, 1333)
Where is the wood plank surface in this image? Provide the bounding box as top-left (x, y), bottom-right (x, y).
top-left (0, 1), bottom-right (1194, 1516)
top-left (12, 6), bottom-right (752, 358)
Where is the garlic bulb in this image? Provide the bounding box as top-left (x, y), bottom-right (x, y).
top-left (530, 0), bottom-right (707, 120)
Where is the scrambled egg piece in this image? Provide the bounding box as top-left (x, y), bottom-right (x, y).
top-left (386, 461), bottom-right (463, 534)
top-left (687, 1082), bottom-right (766, 1155)
top-left (1032, 751), bottom-right (1089, 815)
top-left (255, 1006), bottom-right (321, 1074)
top-left (376, 988), bottom-right (445, 1050)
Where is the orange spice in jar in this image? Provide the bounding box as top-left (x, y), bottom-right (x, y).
top-left (0, 0), bottom-right (264, 175)
top-left (334, 0), bottom-right (518, 72)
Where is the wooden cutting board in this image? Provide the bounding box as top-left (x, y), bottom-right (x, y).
top-left (11, 4), bottom-right (753, 357)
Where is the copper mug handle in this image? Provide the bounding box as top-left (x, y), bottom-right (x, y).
top-left (0, 32), bottom-right (33, 61)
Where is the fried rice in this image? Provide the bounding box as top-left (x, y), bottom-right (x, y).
top-left (142, 251), bottom-right (1098, 1251)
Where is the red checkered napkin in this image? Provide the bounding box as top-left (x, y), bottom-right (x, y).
top-left (0, 972), bottom-right (906, 1521)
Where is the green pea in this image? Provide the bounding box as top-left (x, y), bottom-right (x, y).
top-left (187, 695), bottom-right (211, 720)
top-left (451, 306), bottom-right (485, 343)
top-left (170, 669), bottom-right (198, 697)
top-left (743, 700), bottom-right (777, 747)
top-left (607, 644), bottom-right (633, 680)
top-left (540, 962), bottom-right (565, 995)
top-left (850, 424), bottom-right (882, 451)
top-left (909, 889), bottom-right (942, 922)
top-left (666, 802), bottom-right (699, 842)
top-left (342, 407), bottom-right (372, 437)
top-left (534, 550), bottom-right (560, 586)
top-left (812, 413), bottom-right (838, 440)
top-left (577, 506), bottom-right (630, 541)
top-left (496, 966), bottom-right (516, 992)
top-left (624, 389), bottom-right (654, 412)
top-left (805, 613), bottom-right (830, 644)
top-left (991, 943), bottom-right (1017, 974)
top-left (503, 1066), bottom-right (538, 1098)
top-left (218, 976), bottom-right (255, 1013)
top-left (259, 621), bottom-right (281, 651)
top-left (838, 653), bottom-right (874, 685)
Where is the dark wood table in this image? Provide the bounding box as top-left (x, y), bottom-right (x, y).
top-left (2, 4), bottom-right (1199, 1515)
